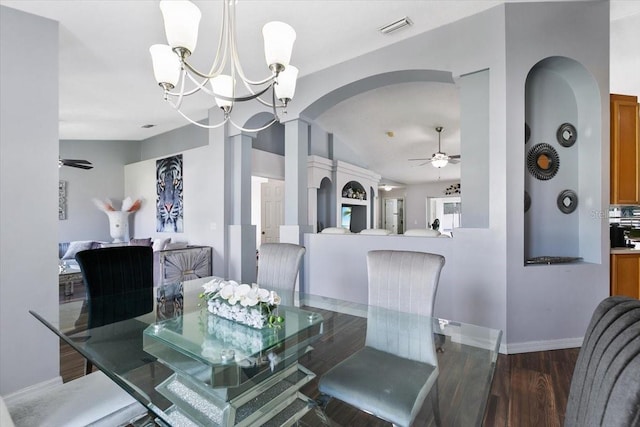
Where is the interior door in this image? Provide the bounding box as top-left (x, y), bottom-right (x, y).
top-left (261, 180), bottom-right (284, 244)
top-left (383, 198), bottom-right (402, 234)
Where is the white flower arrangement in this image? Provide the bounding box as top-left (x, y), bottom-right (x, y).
top-left (200, 278), bottom-right (283, 329)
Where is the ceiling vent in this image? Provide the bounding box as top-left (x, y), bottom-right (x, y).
top-left (379, 17), bottom-right (413, 35)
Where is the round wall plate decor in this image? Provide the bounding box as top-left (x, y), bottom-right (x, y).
top-left (556, 123), bottom-right (577, 147)
top-left (557, 189), bottom-right (578, 214)
top-left (527, 143), bottom-right (560, 180)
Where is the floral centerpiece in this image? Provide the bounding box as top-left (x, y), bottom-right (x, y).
top-left (200, 278), bottom-right (283, 329)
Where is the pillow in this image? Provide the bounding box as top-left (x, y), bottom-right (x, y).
top-left (404, 228), bottom-right (441, 237)
top-left (164, 241), bottom-right (188, 250)
top-left (152, 237), bottom-right (171, 252)
top-left (129, 237), bottom-right (152, 247)
top-left (359, 229), bottom-right (391, 236)
top-left (62, 240), bottom-right (94, 260)
top-left (320, 227), bottom-right (351, 234)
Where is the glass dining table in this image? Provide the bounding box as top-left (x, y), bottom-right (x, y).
top-left (33, 277), bottom-right (502, 427)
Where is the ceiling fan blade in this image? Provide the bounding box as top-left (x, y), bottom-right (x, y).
top-left (66, 163), bottom-right (93, 170)
top-left (408, 158), bottom-right (430, 161)
top-left (61, 159), bottom-right (92, 164)
top-left (449, 155), bottom-right (461, 160)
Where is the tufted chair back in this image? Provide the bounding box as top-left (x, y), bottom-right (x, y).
top-left (256, 243), bottom-right (306, 295)
top-left (564, 296), bottom-right (640, 427)
top-left (76, 246), bottom-right (154, 329)
top-left (367, 250), bottom-right (445, 317)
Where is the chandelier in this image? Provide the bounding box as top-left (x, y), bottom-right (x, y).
top-left (150, 0), bottom-right (298, 132)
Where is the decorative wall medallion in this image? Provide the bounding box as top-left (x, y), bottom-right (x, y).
top-left (527, 143), bottom-right (559, 180)
top-left (525, 123), bottom-right (531, 144)
top-left (444, 183), bottom-right (461, 195)
top-left (557, 189), bottom-right (578, 214)
top-left (556, 123), bottom-right (577, 147)
top-left (524, 191), bottom-right (531, 212)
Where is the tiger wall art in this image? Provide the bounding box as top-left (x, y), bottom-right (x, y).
top-left (156, 154), bottom-right (184, 233)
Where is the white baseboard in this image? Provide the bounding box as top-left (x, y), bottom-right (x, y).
top-left (506, 337), bottom-right (583, 354)
top-left (3, 376), bottom-right (63, 405)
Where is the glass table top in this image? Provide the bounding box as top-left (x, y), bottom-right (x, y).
top-left (34, 277), bottom-right (502, 426)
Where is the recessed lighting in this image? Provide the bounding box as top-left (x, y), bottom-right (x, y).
top-left (141, 124), bottom-right (155, 129)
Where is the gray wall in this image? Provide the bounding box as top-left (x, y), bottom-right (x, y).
top-left (59, 140), bottom-right (141, 242)
top-left (460, 69), bottom-right (490, 228)
top-left (504, 1), bottom-right (609, 351)
top-left (0, 6), bottom-right (60, 394)
top-left (140, 121), bottom-right (207, 161)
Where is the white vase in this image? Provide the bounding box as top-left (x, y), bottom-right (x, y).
top-left (106, 211), bottom-right (130, 243)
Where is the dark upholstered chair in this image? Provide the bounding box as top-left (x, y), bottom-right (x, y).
top-left (256, 243), bottom-right (305, 299)
top-left (564, 296), bottom-right (640, 427)
top-left (75, 245), bottom-right (154, 374)
top-left (318, 250), bottom-right (445, 427)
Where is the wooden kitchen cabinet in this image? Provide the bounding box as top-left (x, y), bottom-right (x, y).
top-left (610, 94), bottom-right (639, 204)
top-left (611, 253), bottom-right (640, 299)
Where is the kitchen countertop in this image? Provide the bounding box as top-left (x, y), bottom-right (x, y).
top-left (611, 247), bottom-right (640, 254)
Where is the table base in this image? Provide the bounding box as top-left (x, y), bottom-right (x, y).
top-left (155, 363), bottom-right (315, 426)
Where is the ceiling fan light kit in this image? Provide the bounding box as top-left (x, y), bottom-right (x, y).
top-left (150, 0), bottom-right (298, 132)
top-left (431, 153), bottom-right (449, 168)
top-left (407, 126), bottom-right (460, 168)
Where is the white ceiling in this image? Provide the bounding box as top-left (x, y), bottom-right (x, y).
top-left (2, 0), bottom-right (639, 185)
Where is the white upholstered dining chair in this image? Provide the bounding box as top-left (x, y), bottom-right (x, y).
top-left (318, 250), bottom-right (445, 427)
top-left (256, 243), bottom-right (306, 298)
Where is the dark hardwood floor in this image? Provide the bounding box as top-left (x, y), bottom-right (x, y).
top-left (59, 300), bottom-right (579, 427)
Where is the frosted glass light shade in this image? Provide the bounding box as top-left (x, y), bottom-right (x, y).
top-left (263, 22), bottom-right (296, 69)
top-left (150, 44), bottom-right (181, 87)
top-left (431, 157), bottom-right (449, 168)
top-left (210, 75), bottom-right (234, 109)
top-left (274, 65), bottom-right (298, 101)
top-left (159, 0), bottom-right (201, 54)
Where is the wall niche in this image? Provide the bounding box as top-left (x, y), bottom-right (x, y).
top-left (524, 56), bottom-right (601, 265)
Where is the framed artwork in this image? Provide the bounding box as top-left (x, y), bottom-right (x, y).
top-left (59, 180), bottom-right (67, 220)
top-left (156, 154), bottom-right (184, 232)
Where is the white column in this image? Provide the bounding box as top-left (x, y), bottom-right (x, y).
top-left (228, 134), bottom-right (257, 284)
top-left (281, 119), bottom-right (314, 244)
top-left (209, 119), bottom-right (230, 278)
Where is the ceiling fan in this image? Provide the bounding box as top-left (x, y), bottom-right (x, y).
top-left (58, 158), bottom-right (93, 170)
top-left (409, 126), bottom-right (460, 168)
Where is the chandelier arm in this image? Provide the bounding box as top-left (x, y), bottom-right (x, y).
top-left (228, 116), bottom-right (278, 133)
top-left (205, 0), bottom-right (230, 77)
top-left (228, 4), bottom-right (277, 87)
top-left (170, 68), bottom-right (189, 110)
top-left (231, 42), bottom-right (278, 86)
top-left (254, 95), bottom-right (277, 108)
top-left (169, 66), bottom-right (272, 105)
top-left (184, 71), bottom-right (215, 96)
top-left (165, 70), bottom-right (211, 98)
top-left (271, 86), bottom-right (280, 121)
top-left (176, 108), bottom-right (230, 129)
